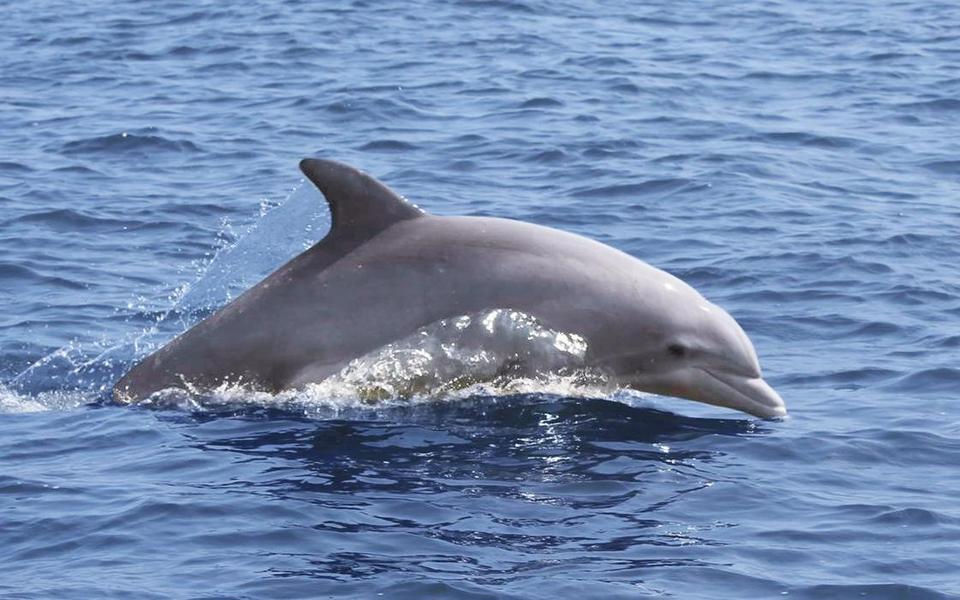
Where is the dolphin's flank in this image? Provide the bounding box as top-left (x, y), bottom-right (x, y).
top-left (114, 159), bottom-right (786, 418)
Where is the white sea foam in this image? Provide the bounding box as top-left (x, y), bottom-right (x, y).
top-left (0, 386), bottom-right (47, 413)
top-left (0, 385), bottom-right (93, 414)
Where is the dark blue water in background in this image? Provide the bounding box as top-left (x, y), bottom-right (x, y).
top-left (2, 1), bottom-right (959, 597)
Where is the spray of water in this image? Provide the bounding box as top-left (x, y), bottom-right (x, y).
top-left (3, 181), bottom-right (326, 411)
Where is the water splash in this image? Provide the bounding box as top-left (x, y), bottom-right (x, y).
top-left (308, 308), bottom-right (614, 406)
top-left (5, 180), bottom-right (329, 409)
top-left (0, 385), bottom-right (48, 413)
top-left (327, 309), bottom-right (595, 399)
top-left (0, 383), bottom-right (93, 413)
top-left (173, 182), bottom-right (328, 315)
top-left (137, 309), bottom-right (621, 418)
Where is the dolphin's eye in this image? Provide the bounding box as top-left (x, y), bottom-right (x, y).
top-left (667, 344), bottom-right (687, 358)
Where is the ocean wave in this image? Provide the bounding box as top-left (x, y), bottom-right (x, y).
top-left (0, 263), bottom-right (86, 290)
top-left (570, 178), bottom-right (698, 199)
top-left (4, 208), bottom-right (134, 233)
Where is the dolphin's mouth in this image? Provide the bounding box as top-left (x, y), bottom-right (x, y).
top-left (698, 368), bottom-right (787, 419)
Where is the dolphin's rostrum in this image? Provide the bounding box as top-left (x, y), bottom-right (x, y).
top-left (114, 159), bottom-right (786, 418)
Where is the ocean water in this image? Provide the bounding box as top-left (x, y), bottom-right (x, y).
top-left (2, 0), bottom-right (959, 597)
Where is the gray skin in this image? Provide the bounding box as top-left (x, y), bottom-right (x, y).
top-left (114, 159), bottom-right (786, 418)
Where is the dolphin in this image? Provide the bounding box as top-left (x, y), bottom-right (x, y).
top-left (114, 159), bottom-right (786, 418)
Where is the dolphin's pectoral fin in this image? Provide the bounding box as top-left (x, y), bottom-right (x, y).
top-left (299, 158), bottom-right (425, 246)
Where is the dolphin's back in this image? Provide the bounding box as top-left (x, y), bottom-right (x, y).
top-left (115, 161), bottom-right (652, 402)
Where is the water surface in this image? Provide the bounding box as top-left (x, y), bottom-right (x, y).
top-left (1, 0), bottom-right (959, 598)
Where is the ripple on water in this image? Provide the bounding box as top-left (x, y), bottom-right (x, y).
top-left (0, 263), bottom-right (86, 290)
top-left (60, 132), bottom-right (202, 156)
top-left (358, 139), bottom-right (421, 152)
top-left (5, 209), bottom-right (135, 233)
top-left (570, 178), bottom-right (699, 199)
top-left (885, 367), bottom-right (960, 393)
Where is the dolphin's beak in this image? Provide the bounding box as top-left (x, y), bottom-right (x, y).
top-left (633, 367), bottom-right (787, 419)
top-left (692, 368), bottom-right (787, 419)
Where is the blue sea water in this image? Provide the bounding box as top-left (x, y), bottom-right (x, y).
top-left (2, 0), bottom-right (959, 597)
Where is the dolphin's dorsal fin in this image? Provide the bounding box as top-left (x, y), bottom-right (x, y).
top-left (299, 159), bottom-right (424, 246)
